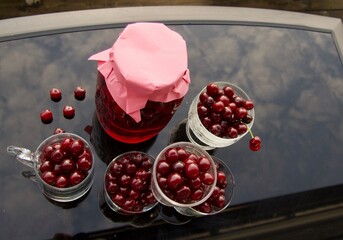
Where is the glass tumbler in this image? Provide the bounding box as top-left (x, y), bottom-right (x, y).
top-left (151, 142), bottom-right (217, 209)
top-left (186, 82), bottom-right (255, 150)
top-left (7, 133), bottom-right (94, 202)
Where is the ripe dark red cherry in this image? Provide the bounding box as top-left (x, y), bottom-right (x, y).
top-left (41, 171), bottom-right (56, 185)
top-left (167, 172), bottom-right (183, 190)
top-left (50, 88), bottom-right (62, 102)
top-left (63, 106), bottom-right (75, 119)
top-left (74, 86), bottom-right (86, 101)
top-left (40, 109), bottom-right (53, 124)
top-left (53, 128), bottom-right (65, 134)
top-left (249, 136), bottom-right (262, 151)
top-left (55, 175), bottom-right (68, 188)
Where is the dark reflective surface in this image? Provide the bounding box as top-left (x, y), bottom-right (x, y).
top-left (1, 24), bottom-right (343, 240)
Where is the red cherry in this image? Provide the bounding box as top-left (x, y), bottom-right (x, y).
top-left (106, 180), bottom-right (119, 194)
top-left (63, 106), bottom-right (75, 119)
top-left (70, 140), bottom-right (85, 157)
top-left (235, 107), bottom-right (248, 119)
top-left (201, 172), bottom-right (215, 185)
top-left (112, 193), bottom-right (125, 207)
top-left (55, 175), bottom-right (69, 188)
top-left (119, 174), bottom-right (131, 187)
top-left (69, 171), bottom-right (84, 186)
top-left (172, 161), bottom-right (185, 173)
top-left (214, 194), bottom-right (226, 208)
top-left (53, 128), bottom-right (65, 134)
top-left (191, 188), bottom-right (204, 200)
top-left (50, 88), bottom-right (62, 102)
top-left (135, 169), bottom-right (150, 181)
top-left (51, 149), bottom-right (64, 164)
top-left (41, 171), bottom-right (56, 185)
top-left (212, 101), bottom-right (225, 113)
top-left (125, 163), bottom-right (137, 175)
top-left (165, 148), bottom-right (179, 163)
top-left (196, 202), bottom-right (212, 213)
top-left (61, 158), bottom-right (76, 172)
top-left (74, 86), bottom-right (86, 100)
top-left (189, 177), bottom-right (202, 189)
top-left (176, 185), bottom-right (191, 200)
top-left (156, 160), bottom-right (170, 176)
top-left (40, 109), bottom-right (53, 124)
top-left (167, 172), bottom-right (183, 190)
top-left (184, 162), bottom-right (200, 180)
top-left (249, 136), bottom-right (262, 151)
top-left (223, 86), bottom-right (235, 98)
top-left (244, 100), bottom-right (254, 110)
top-left (217, 171), bottom-right (227, 188)
top-left (226, 126), bottom-right (238, 138)
top-left (39, 160), bottom-right (54, 173)
top-left (60, 137), bottom-right (74, 155)
top-left (206, 83), bottom-right (220, 97)
top-left (198, 157), bottom-right (211, 172)
top-left (130, 177), bottom-right (144, 192)
top-left (77, 156), bottom-right (92, 172)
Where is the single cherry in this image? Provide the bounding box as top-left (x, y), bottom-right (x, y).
top-left (63, 106), bottom-right (75, 119)
top-left (74, 86), bottom-right (86, 101)
top-left (50, 88), bottom-right (62, 102)
top-left (249, 136), bottom-right (262, 151)
top-left (54, 128), bottom-right (65, 134)
top-left (40, 109), bottom-right (53, 124)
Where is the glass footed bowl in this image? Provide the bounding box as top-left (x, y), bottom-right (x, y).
top-left (175, 156), bottom-right (235, 216)
top-left (151, 142), bottom-right (217, 208)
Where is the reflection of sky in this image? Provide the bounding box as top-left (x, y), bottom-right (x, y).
top-left (1, 24), bottom-right (343, 239)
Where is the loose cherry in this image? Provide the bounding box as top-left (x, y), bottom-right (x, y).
top-left (40, 109), bottom-right (53, 124)
top-left (74, 86), bottom-right (86, 101)
top-left (63, 106), bottom-right (75, 119)
top-left (50, 88), bottom-right (62, 102)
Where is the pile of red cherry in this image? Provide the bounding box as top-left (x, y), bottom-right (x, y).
top-left (39, 136), bottom-right (93, 188)
top-left (105, 152), bottom-right (157, 213)
top-left (197, 83), bottom-right (261, 151)
top-left (193, 163), bottom-right (228, 213)
top-left (40, 86), bottom-right (86, 124)
top-left (156, 146), bottom-right (216, 204)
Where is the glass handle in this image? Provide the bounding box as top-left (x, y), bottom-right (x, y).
top-left (6, 146), bottom-right (35, 168)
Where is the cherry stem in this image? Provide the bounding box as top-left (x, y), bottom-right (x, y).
top-left (242, 121), bottom-right (254, 138)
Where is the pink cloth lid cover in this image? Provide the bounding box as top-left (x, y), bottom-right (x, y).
top-left (89, 22), bottom-right (191, 122)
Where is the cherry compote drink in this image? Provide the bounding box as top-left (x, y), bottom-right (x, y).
top-left (104, 152), bottom-right (157, 214)
top-left (95, 73), bottom-right (183, 144)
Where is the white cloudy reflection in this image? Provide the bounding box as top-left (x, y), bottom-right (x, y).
top-left (1, 24), bottom-right (343, 239)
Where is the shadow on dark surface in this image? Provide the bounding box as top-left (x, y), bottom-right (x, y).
top-left (50, 184), bottom-right (343, 240)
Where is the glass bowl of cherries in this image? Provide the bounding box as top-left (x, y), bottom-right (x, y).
top-left (151, 142), bottom-right (217, 209)
top-left (186, 82), bottom-right (258, 150)
top-left (104, 151), bottom-right (158, 215)
top-left (175, 156), bottom-right (235, 216)
top-left (7, 133), bottom-right (94, 202)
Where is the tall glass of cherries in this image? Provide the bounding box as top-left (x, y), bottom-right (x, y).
top-left (189, 82), bottom-right (261, 151)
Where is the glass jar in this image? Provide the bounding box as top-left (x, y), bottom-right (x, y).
top-left (95, 72), bottom-right (184, 143)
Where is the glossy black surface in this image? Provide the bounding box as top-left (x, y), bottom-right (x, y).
top-left (1, 24), bottom-right (343, 240)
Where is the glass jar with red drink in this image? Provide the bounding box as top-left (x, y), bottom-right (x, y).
top-left (90, 23), bottom-right (190, 144)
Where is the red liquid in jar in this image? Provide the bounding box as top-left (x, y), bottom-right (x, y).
top-left (95, 73), bottom-right (183, 143)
